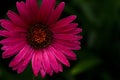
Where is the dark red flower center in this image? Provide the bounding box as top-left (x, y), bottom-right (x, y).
top-left (27, 24), bottom-right (52, 49)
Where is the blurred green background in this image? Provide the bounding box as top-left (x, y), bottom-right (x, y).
top-left (0, 0), bottom-right (120, 80)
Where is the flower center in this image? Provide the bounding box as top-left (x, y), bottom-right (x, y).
top-left (27, 24), bottom-right (52, 49)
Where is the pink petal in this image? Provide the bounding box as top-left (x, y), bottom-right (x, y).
top-left (0, 38), bottom-right (25, 46)
top-left (42, 49), bottom-right (52, 75)
top-left (49, 46), bottom-right (70, 67)
top-left (53, 43), bottom-right (77, 60)
top-left (2, 41), bottom-right (26, 58)
top-left (37, 0), bottom-right (56, 24)
top-left (7, 10), bottom-right (28, 29)
top-left (32, 51), bottom-right (41, 76)
top-left (58, 62), bottom-right (63, 72)
top-left (51, 15), bottom-right (76, 29)
top-left (12, 64), bottom-right (19, 71)
top-left (22, 48), bottom-right (34, 66)
top-left (12, 60), bottom-right (23, 71)
top-left (54, 34), bottom-right (82, 41)
top-left (32, 50), bottom-right (46, 77)
top-left (17, 48), bottom-right (34, 73)
top-left (52, 23), bottom-right (78, 33)
top-left (0, 30), bottom-right (26, 38)
top-left (1, 46), bottom-right (9, 50)
top-left (49, 70), bottom-right (53, 76)
top-left (25, 0), bottom-right (39, 23)
top-left (0, 19), bottom-right (25, 31)
top-left (16, 1), bottom-right (31, 24)
top-left (0, 30), bottom-right (12, 37)
top-left (55, 39), bottom-right (80, 47)
top-left (37, 50), bottom-right (46, 78)
top-left (47, 47), bottom-right (59, 73)
top-left (26, 0), bottom-right (39, 14)
top-left (47, 2), bottom-right (65, 25)
top-left (9, 44), bottom-right (31, 67)
top-left (69, 28), bottom-right (82, 34)
top-left (40, 68), bottom-right (46, 78)
top-left (17, 61), bottom-right (26, 74)
top-left (59, 27), bottom-right (82, 35)
top-left (53, 42), bottom-right (81, 50)
top-left (12, 47), bottom-right (34, 73)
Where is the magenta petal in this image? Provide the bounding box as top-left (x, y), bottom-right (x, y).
top-left (25, 0), bottom-right (39, 23)
top-left (58, 62), bottom-right (63, 72)
top-left (2, 41), bottom-right (26, 58)
top-left (32, 51), bottom-right (41, 76)
top-left (9, 44), bottom-right (30, 67)
top-left (16, 2), bottom-right (27, 17)
top-left (54, 34), bottom-right (82, 41)
top-left (50, 46), bottom-right (70, 67)
top-left (54, 42), bottom-right (81, 50)
top-left (0, 38), bottom-right (25, 46)
top-left (12, 64), bottom-right (19, 71)
top-left (1, 46), bottom-right (9, 50)
top-left (12, 61), bottom-right (23, 71)
top-left (70, 28), bottom-right (82, 34)
top-left (51, 15), bottom-right (76, 29)
top-left (37, 51), bottom-right (47, 78)
top-left (52, 23), bottom-right (78, 33)
top-left (55, 39), bottom-right (81, 50)
top-left (12, 47), bottom-right (34, 73)
top-left (47, 2), bottom-right (65, 25)
top-left (47, 47), bottom-right (59, 73)
top-left (53, 44), bottom-right (76, 60)
top-left (37, 0), bottom-right (56, 23)
top-left (0, 19), bottom-right (25, 31)
top-left (26, 0), bottom-right (39, 14)
top-left (12, 60), bottom-right (26, 74)
top-left (0, 30), bottom-right (26, 38)
top-left (17, 62), bottom-right (27, 74)
top-left (16, 1), bottom-right (31, 24)
top-left (42, 49), bottom-right (52, 75)
top-left (29, 0), bottom-right (39, 14)
top-left (66, 28), bottom-right (82, 34)
top-left (7, 10), bottom-right (28, 29)
top-left (40, 68), bottom-right (46, 78)
top-left (0, 30), bottom-right (12, 37)
top-left (22, 48), bottom-right (34, 66)
top-left (55, 39), bottom-right (80, 48)
top-left (32, 50), bottom-right (46, 77)
top-left (17, 48), bottom-right (34, 73)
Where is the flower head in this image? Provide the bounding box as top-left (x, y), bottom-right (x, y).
top-left (0, 0), bottom-right (82, 77)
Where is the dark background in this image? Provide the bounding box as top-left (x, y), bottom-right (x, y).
top-left (0, 0), bottom-right (120, 80)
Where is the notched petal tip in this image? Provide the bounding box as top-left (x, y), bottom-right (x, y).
top-left (17, 70), bottom-right (22, 74)
top-left (0, 19), bottom-right (4, 23)
top-left (79, 36), bottom-right (83, 40)
top-left (7, 10), bottom-right (13, 15)
top-left (60, 2), bottom-right (65, 6)
top-left (78, 28), bottom-right (82, 32)
top-left (7, 10), bottom-right (18, 18)
top-left (16, 2), bottom-right (19, 5)
top-left (33, 72), bottom-right (39, 77)
top-left (66, 63), bottom-right (70, 67)
top-left (16, 1), bottom-right (23, 8)
top-left (7, 10), bottom-right (15, 18)
top-left (71, 15), bottom-right (77, 20)
top-left (2, 54), bottom-right (7, 59)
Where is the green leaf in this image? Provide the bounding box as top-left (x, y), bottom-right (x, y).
top-left (70, 56), bottom-right (102, 76)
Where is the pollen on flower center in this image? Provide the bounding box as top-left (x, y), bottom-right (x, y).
top-left (27, 24), bottom-right (52, 49)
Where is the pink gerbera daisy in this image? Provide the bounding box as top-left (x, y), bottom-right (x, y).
top-left (0, 0), bottom-right (82, 77)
